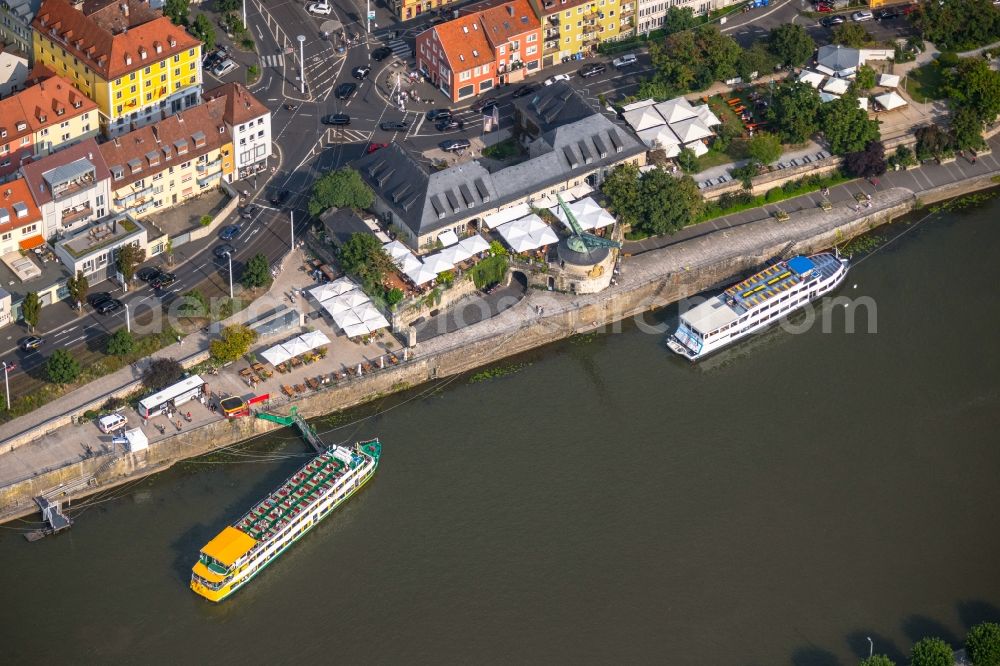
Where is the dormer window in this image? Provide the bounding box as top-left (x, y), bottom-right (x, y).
top-left (154, 42), bottom-right (162, 53)
top-left (112, 166), bottom-right (124, 180)
top-left (56, 108), bottom-right (65, 116)
top-left (125, 54), bottom-right (132, 65)
top-left (73, 100), bottom-right (82, 109)
top-left (168, 36), bottom-right (177, 47)
top-left (139, 48), bottom-right (147, 60)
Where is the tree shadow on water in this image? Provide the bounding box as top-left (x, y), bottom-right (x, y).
top-left (790, 646), bottom-right (841, 666)
top-left (902, 614), bottom-right (961, 648)
top-left (957, 600), bottom-right (1000, 632)
top-left (845, 631), bottom-right (905, 664)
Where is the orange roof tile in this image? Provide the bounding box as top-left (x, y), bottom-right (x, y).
top-left (0, 177), bottom-right (43, 236)
top-left (32, 0), bottom-right (201, 80)
top-left (203, 82), bottom-right (269, 126)
top-left (431, 0), bottom-right (540, 72)
top-left (431, 14), bottom-right (494, 71)
top-left (0, 74), bottom-right (96, 141)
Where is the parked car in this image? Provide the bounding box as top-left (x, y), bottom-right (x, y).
top-left (334, 82), bottom-right (357, 99)
top-left (371, 46), bottom-right (393, 61)
top-left (240, 203), bottom-right (259, 219)
top-left (214, 244), bottom-right (235, 259)
top-left (511, 84), bottom-right (537, 98)
top-left (18, 335), bottom-right (43, 352)
top-left (307, 2), bottom-right (332, 15)
top-left (136, 267), bottom-right (163, 282)
top-left (96, 298), bottom-right (124, 315)
top-left (439, 138), bottom-right (471, 152)
top-left (875, 7), bottom-right (900, 19)
top-left (270, 189), bottom-right (291, 207)
top-left (544, 73), bottom-right (571, 86)
top-left (98, 413), bottom-right (128, 434)
top-left (820, 15), bottom-right (845, 26)
top-left (219, 224), bottom-right (242, 241)
top-left (427, 108), bottom-right (452, 121)
top-left (851, 10), bottom-right (873, 21)
top-left (379, 120), bottom-right (410, 131)
top-left (613, 53), bottom-right (638, 69)
top-left (472, 97), bottom-right (498, 112)
top-left (87, 291), bottom-right (113, 305)
top-left (211, 59), bottom-right (238, 77)
top-left (366, 142), bottom-right (388, 154)
top-left (435, 118), bottom-right (465, 131)
top-left (151, 272), bottom-right (177, 290)
top-left (816, 3), bottom-right (834, 12)
top-left (352, 65), bottom-right (371, 80)
top-left (89, 293), bottom-right (114, 309)
top-left (578, 63), bottom-right (606, 78)
top-left (322, 113), bottom-right (351, 125)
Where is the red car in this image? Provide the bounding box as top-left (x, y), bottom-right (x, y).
top-left (816, 2), bottom-right (833, 11)
top-left (366, 142), bottom-right (388, 154)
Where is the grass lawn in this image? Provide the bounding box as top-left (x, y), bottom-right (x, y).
top-left (695, 148), bottom-right (736, 172)
top-left (482, 138), bottom-right (523, 160)
top-left (905, 63), bottom-right (948, 103)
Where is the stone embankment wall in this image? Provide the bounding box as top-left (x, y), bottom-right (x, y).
top-left (3, 174), bottom-right (999, 523)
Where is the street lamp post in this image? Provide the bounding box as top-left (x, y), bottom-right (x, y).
top-left (867, 637), bottom-right (873, 659)
top-left (367, 0), bottom-right (371, 34)
top-left (225, 251), bottom-right (234, 298)
top-left (1, 361), bottom-right (10, 411)
top-left (242, 0), bottom-right (247, 31)
top-left (290, 210), bottom-right (295, 249)
top-left (124, 302), bottom-right (131, 333)
top-left (297, 35), bottom-right (306, 95)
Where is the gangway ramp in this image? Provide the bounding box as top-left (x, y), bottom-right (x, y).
top-left (256, 406), bottom-right (327, 453)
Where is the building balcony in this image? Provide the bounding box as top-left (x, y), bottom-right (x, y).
top-left (197, 159), bottom-right (222, 173)
top-left (197, 170), bottom-right (222, 188)
top-left (50, 175), bottom-right (96, 202)
top-left (544, 29), bottom-right (560, 40)
top-left (544, 40), bottom-right (560, 52)
top-left (547, 14), bottom-right (559, 25)
top-left (60, 205), bottom-right (94, 227)
top-left (620, 2), bottom-right (635, 13)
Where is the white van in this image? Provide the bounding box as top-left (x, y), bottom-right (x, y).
top-left (98, 413), bottom-right (127, 434)
top-left (613, 53), bottom-right (638, 69)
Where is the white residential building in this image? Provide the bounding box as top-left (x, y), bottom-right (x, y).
top-left (204, 82), bottom-right (271, 179)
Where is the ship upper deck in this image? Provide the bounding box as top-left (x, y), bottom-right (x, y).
top-left (724, 256), bottom-right (817, 310)
top-left (235, 448), bottom-right (366, 543)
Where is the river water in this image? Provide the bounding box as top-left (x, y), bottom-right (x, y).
top-left (2, 199), bottom-right (1000, 665)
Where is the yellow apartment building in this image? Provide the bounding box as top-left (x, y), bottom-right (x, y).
top-left (531, 0), bottom-right (635, 66)
top-left (32, 0), bottom-right (202, 137)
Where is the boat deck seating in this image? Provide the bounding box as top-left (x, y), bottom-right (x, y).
top-left (725, 261), bottom-right (803, 309)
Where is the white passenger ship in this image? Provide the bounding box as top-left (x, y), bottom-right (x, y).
top-left (190, 440), bottom-right (381, 602)
top-left (667, 253), bottom-right (849, 361)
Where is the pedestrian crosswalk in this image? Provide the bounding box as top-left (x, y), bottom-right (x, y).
top-left (386, 39), bottom-right (412, 60)
top-left (261, 53), bottom-right (284, 68)
top-left (325, 128), bottom-right (371, 144)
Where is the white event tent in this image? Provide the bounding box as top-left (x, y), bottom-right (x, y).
top-left (495, 214), bottom-right (560, 253)
top-left (822, 77), bottom-right (850, 95)
top-left (551, 197), bottom-right (616, 231)
top-left (874, 91), bottom-right (907, 111)
top-left (879, 73), bottom-right (900, 88)
top-left (308, 276), bottom-right (357, 303)
top-left (260, 330), bottom-right (333, 366)
top-left (798, 70), bottom-right (825, 89)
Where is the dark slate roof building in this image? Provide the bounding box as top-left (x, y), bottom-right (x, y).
top-left (355, 85), bottom-right (645, 250)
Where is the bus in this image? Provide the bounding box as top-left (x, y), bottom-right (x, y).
top-left (138, 375), bottom-right (206, 419)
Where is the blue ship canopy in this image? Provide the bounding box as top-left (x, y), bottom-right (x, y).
top-left (787, 256), bottom-right (816, 275)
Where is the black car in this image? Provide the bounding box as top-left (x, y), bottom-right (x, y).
top-left (334, 82), bottom-right (357, 100)
top-left (96, 298), bottom-right (123, 315)
top-left (436, 118), bottom-right (465, 131)
top-left (219, 224), bottom-right (241, 241)
top-left (136, 267), bottom-right (163, 283)
top-left (322, 113), bottom-right (351, 125)
top-left (578, 63), bottom-right (607, 78)
top-left (875, 7), bottom-right (900, 19)
top-left (18, 336), bottom-right (44, 352)
top-left (371, 46), bottom-right (393, 61)
top-left (240, 204), bottom-right (259, 219)
top-left (471, 97), bottom-right (498, 112)
top-left (511, 84), bottom-right (536, 98)
top-left (427, 108), bottom-right (452, 121)
top-left (820, 15), bottom-right (845, 26)
top-left (87, 291), bottom-right (113, 306)
top-left (439, 138), bottom-right (471, 152)
top-left (352, 66), bottom-right (371, 80)
top-left (380, 120), bottom-right (410, 131)
top-left (214, 244), bottom-right (235, 259)
top-left (479, 101), bottom-right (498, 116)
top-left (151, 272), bottom-right (177, 290)
top-left (270, 189), bottom-right (291, 206)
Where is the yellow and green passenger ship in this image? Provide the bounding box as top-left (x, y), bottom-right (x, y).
top-left (191, 440), bottom-right (381, 602)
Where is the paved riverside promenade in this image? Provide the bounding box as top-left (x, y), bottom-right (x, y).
top-left (2, 136), bottom-right (999, 505)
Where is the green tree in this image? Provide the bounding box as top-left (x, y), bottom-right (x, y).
top-left (635, 170), bottom-right (702, 236)
top-left (843, 140), bottom-right (887, 178)
top-left (216, 0), bottom-right (240, 13)
top-left (386, 287), bottom-right (404, 307)
top-left (767, 82), bottom-right (821, 144)
top-left (338, 233), bottom-right (395, 292)
top-left (21, 292), bottom-right (40, 332)
top-left (915, 124), bottom-right (954, 160)
top-left (913, 0), bottom-right (1000, 51)
top-left (946, 57), bottom-right (1000, 122)
top-left (746, 131), bottom-right (783, 165)
top-left (853, 64), bottom-right (877, 93)
top-left (164, 0), bottom-right (190, 26)
top-left (106, 328), bottom-right (135, 357)
top-left (115, 243), bottom-right (146, 286)
top-left (821, 95), bottom-right (881, 155)
top-left (600, 162), bottom-right (643, 228)
top-left (241, 253), bottom-right (272, 290)
top-left (950, 104), bottom-right (987, 150)
top-left (768, 23), bottom-right (815, 68)
top-left (737, 42), bottom-right (777, 83)
top-left (143, 358), bottom-right (184, 391)
top-left (859, 656), bottom-right (896, 666)
top-left (649, 25), bottom-right (741, 94)
top-left (209, 324), bottom-right (258, 364)
top-left (192, 13), bottom-right (215, 50)
top-left (833, 22), bottom-right (872, 49)
top-left (179, 289), bottom-right (209, 317)
top-left (661, 6), bottom-right (699, 35)
top-left (676, 147), bottom-right (699, 173)
top-left (910, 637), bottom-right (954, 666)
top-left (488, 239), bottom-right (508, 257)
top-left (307, 167), bottom-right (375, 215)
top-left (966, 622), bottom-right (1000, 666)
top-left (45, 349), bottom-right (80, 384)
top-left (66, 270), bottom-right (89, 311)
